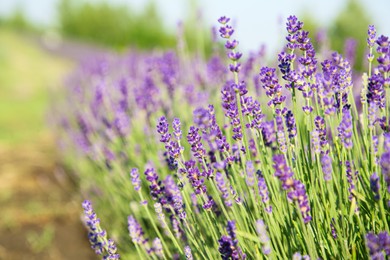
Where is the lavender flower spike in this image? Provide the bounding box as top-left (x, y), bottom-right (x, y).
top-left (366, 231), bottom-right (390, 259)
top-left (218, 221), bottom-right (246, 260)
top-left (172, 117), bottom-right (182, 140)
top-left (128, 215), bottom-right (153, 255)
top-left (82, 200), bottom-right (120, 259)
top-left (157, 116), bottom-right (171, 143)
top-left (184, 245), bottom-right (193, 260)
top-left (152, 238), bottom-right (163, 258)
top-left (337, 107), bottom-right (353, 149)
top-left (256, 219), bottom-right (271, 255)
top-left (273, 155), bottom-right (311, 223)
top-left (257, 170), bottom-right (272, 213)
top-left (380, 133), bottom-right (390, 194)
top-left (130, 168), bottom-right (141, 192)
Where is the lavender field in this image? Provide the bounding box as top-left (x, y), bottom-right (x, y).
top-left (54, 14), bottom-right (390, 260)
top-left (1, 0), bottom-right (390, 259)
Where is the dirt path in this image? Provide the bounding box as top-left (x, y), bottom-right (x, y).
top-left (0, 139), bottom-right (95, 260)
top-left (0, 30), bottom-right (96, 260)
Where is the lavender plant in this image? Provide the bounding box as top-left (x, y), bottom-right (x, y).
top-left (55, 15), bottom-right (390, 259)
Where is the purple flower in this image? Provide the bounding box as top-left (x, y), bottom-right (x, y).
top-left (368, 102), bottom-right (378, 128)
top-left (170, 215), bottom-right (184, 239)
top-left (346, 161), bottom-right (358, 203)
top-left (219, 25), bottom-right (234, 39)
top-left (221, 84), bottom-right (242, 141)
top-left (218, 16), bottom-right (230, 25)
top-left (193, 107), bottom-right (211, 130)
top-left (152, 238), bottom-right (163, 258)
top-left (128, 215), bottom-right (151, 253)
top-left (224, 40), bottom-right (238, 50)
top-left (337, 107), bottom-right (353, 149)
top-left (285, 110), bottom-right (297, 139)
top-left (246, 161), bottom-right (255, 187)
top-left (216, 171), bottom-right (232, 207)
top-left (320, 153), bottom-right (332, 181)
top-left (314, 116), bottom-right (328, 150)
top-left (184, 160), bottom-right (207, 194)
top-left (370, 172), bottom-right (380, 201)
top-left (113, 107), bottom-right (130, 137)
top-left (144, 168), bottom-right (165, 203)
top-left (257, 170), bottom-right (272, 213)
top-left (202, 196), bottom-right (215, 210)
top-left (273, 155), bottom-right (311, 223)
top-left (154, 202), bottom-right (167, 229)
top-left (366, 231), bottom-right (390, 259)
top-left (367, 74), bottom-right (386, 109)
top-left (164, 175), bottom-right (186, 219)
top-left (157, 116), bottom-right (171, 143)
top-left (344, 38), bottom-right (357, 67)
top-left (259, 67), bottom-right (286, 107)
top-left (311, 130), bottom-right (321, 154)
top-left (218, 235), bottom-right (236, 260)
top-left (380, 134), bottom-right (390, 194)
top-left (367, 25), bottom-right (376, 48)
top-left (286, 15), bottom-right (303, 34)
top-left (291, 180), bottom-right (312, 223)
top-left (187, 126), bottom-right (207, 160)
top-left (130, 168), bottom-right (141, 192)
top-left (276, 115), bottom-right (287, 154)
top-left (184, 245), bottom-right (193, 260)
top-left (256, 219), bottom-right (271, 255)
top-left (273, 154), bottom-right (295, 190)
top-left (82, 200), bottom-right (120, 259)
top-left (218, 221), bottom-right (246, 260)
top-left (172, 118), bottom-right (182, 140)
top-left (261, 121), bottom-right (276, 147)
top-left (330, 218), bottom-right (337, 239)
top-left (376, 35), bottom-right (390, 74)
top-left (292, 252), bottom-right (310, 260)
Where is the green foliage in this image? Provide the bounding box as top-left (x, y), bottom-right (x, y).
top-left (329, 0), bottom-right (372, 71)
top-left (58, 0), bottom-right (212, 54)
top-left (0, 6), bottom-right (37, 32)
top-left (328, 0), bottom-right (371, 71)
top-left (300, 0), bottom-right (372, 71)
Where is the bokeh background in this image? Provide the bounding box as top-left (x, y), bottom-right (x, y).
top-left (0, 0), bottom-right (389, 259)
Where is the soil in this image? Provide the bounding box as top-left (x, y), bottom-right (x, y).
top-left (0, 31), bottom-right (100, 259)
top-left (0, 137), bottom-right (96, 260)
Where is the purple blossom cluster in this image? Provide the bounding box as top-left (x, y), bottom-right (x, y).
top-left (218, 221), bottom-right (246, 260)
top-left (259, 67), bottom-right (286, 107)
top-left (380, 133), bottom-right (390, 195)
top-left (337, 107), bottom-right (353, 149)
top-left (256, 219), bottom-right (271, 255)
top-left (82, 200), bottom-right (120, 259)
top-left (257, 170), bottom-right (272, 213)
top-left (366, 231), bottom-right (390, 260)
top-left (273, 155), bottom-right (311, 223)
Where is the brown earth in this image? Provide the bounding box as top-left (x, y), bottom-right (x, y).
top-left (0, 30), bottom-right (98, 260)
top-left (0, 137), bottom-right (96, 260)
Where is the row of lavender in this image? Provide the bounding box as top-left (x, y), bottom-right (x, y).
top-left (55, 15), bottom-right (390, 259)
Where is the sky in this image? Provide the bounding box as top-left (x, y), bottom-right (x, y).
top-left (1, 0), bottom-right (389, 53)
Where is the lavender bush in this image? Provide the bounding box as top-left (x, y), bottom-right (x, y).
top-left (55, 15), bottom-right (390, 259)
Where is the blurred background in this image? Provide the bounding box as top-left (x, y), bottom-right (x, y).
top-left (0, 0), bottom-right (389, 259)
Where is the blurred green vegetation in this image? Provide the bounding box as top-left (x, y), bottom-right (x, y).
top-left (58, 0), bottom-right (213, 55)
top-left (58, 0), bottom-right (175, 50)
top-left (302, 0), bottom-right (372, 71)
top-left (0, 29), bottom-right (72, 144)
top-left (328, 0), bottom-right (371, 71)
top-left (0, 5), bottom-right (38, 32)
